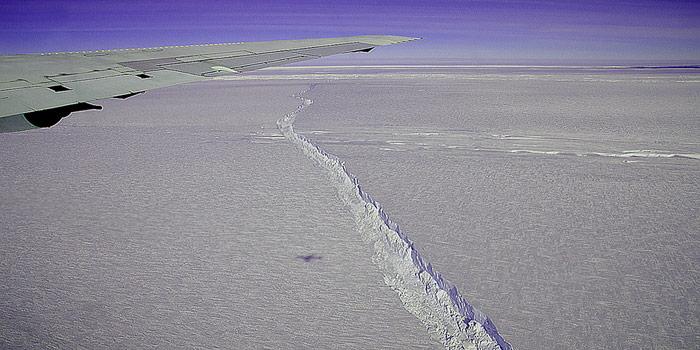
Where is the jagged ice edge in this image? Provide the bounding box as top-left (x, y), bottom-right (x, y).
top-left (277, 85), bottom-right (512, 350)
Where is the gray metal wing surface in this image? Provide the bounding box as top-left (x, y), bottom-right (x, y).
top-left (0, 35), bottom-right (418, 132)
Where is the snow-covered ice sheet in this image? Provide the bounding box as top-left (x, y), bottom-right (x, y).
top-left (278, 86), bottom-right (509, 350)
top-left (286, 67), bottom-right (699, 349)
top-left (0, 82), bottom-right (440, 349)
top-left (2, 67), bottom-right (698, 349)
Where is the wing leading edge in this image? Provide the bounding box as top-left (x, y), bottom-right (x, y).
top-left (0, 35), bottom-right (419, 133)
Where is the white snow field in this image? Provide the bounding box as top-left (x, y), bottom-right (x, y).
top-left (0, 82), bottom-right (440, 349)
top-left (1, 66), bottom-right (698, 349)
top-left (280, 66), bottom-right (699, 349)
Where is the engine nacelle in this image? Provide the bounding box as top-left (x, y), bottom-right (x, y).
top-left (0, 103), bottom-right (101, 133)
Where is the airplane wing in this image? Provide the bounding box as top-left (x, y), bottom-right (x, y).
top-left (0, 35), bottom-right (418, 132)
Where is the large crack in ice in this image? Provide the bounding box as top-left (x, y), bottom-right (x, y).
top-left (277, 85), bottom-right (512, 350)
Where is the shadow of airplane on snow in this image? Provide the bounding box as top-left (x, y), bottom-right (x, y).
top-left (296, 254), bottom-right (322, 262)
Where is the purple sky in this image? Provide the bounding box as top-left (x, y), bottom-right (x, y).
top-left (1, 0), bottom-right (698, 64)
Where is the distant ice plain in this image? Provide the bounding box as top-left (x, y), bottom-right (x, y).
top-left (1, 66), bottom-right (698, 349)
top-left (287, 66), bottom-right (699, 349)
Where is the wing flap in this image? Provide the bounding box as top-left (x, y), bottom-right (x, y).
top-left (1, 70), bottom-right (204, 113)
top-left (51, 70), bottom-right (204, 104)
top-left (2, 87), bottom-right (80, 112)
top-left (0, 95), bottom-right (33, 116)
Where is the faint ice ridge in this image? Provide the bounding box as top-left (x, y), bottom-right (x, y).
top-left (277, 85), bottom-right (512, 350)
top-left (508, 149), bottom-right (700, 160)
